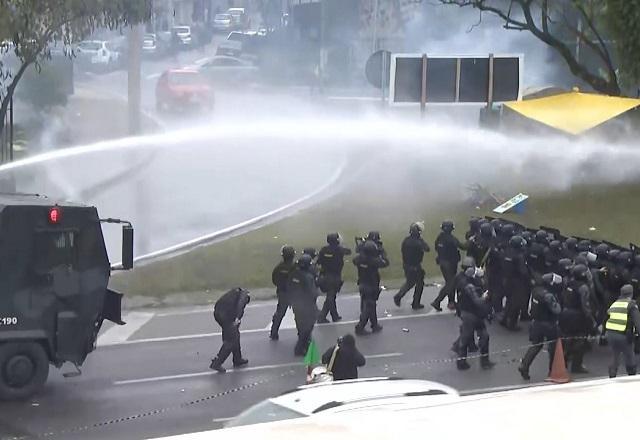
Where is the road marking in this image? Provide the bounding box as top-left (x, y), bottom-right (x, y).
top-left (212, 417), bottom-right (233, 424)
top-left (97, 312), bottom-right (155, 346)
top-left (113, 353), bottom-right (403, 386)
top-left (100, 311), bottom-right (453, 347)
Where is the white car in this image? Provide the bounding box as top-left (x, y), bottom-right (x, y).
top-left (226, 378), bottom-right (459, 428)
top-left (198, 55), bottom-right (259, 85)
top-left (76, 40), bottom-right (119, 69)
top-left (213, 13), bottom-right (233, 32)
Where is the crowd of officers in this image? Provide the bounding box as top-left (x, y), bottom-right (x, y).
top-left (209, 217), bottom-right (640, 380)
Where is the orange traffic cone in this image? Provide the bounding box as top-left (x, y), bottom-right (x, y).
top-left (546, 338), bottom-right (571, 384)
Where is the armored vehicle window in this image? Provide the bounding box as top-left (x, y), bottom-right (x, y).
top-left (34, 231), bottom-right (78, 273)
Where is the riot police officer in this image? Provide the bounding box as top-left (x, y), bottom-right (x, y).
top-left (456, 266), bottom-right (495, 370)
top-left (500, 235), bottom-right (530, 331)
top-left (467, 222), bottom-right (493, 265)
top-left (605, 284), bottom-right (640, 377)
top-left (394, 222), bottom-right (430, 310)
top-left (210, 287), bottom-right (251, 373)
top-left (560, 264), bottom-right (597, 373)
top-left (355, 240), bottom-right (389, 335)
top-left (563, 237), bottom-right (579, 259)
top-left (431, 220), bottom-right (465, 312)
top-left (544, 240), bottom-right (564, 274)
top-left (270, 246), bottom-right (297, 340)
top-left (518, 273), bottom-right (562, 380)
top-left (528, 231), bottom-right (549, 285)
top-left (317, 233), bottom-right (352, 323)
top-left (289, 255), bottom-right (319, 356)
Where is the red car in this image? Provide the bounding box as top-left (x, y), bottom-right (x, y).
top-left (155, 69), bottom-right (213, 113)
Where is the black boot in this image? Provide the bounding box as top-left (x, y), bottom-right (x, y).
top-left (233, 358), bottom-right (249, 368)
top-left (209, 358), bottom-right (226, 373)
top-left (457, 359), bottom-right (470, 370)
top-left (518, 364), bottom-right (530, 380)
top-left (626, 366), bottom-right (637, 376)
top-left (609, 366), bottom-right (617, 378)
top-left (481, 357), bottom-right (496, 370)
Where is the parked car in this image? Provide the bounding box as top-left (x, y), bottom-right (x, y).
top-left (198, 55), bottom-right (260, 85)
top-left (142, 33), bottom-right (158, 57)
top-left (215, 40), bottom-right (242, 58)
top-left (226, 378), bottom-right (459, 428)
top-left (75, 40), bottom-right (119, 71)
top-left (226, 31), bottom-right (264, 55)
top-left (227, 7), bottom-right (249, 30)
top-left (171, 26), bottom-right (194, 51)
top-left (213, 13), bottom-right (233, 33)
top-left (155, 69), bottom-right (213, 113)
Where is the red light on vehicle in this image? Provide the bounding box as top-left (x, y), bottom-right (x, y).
top-left (48, 207), bottom-right (61, 224)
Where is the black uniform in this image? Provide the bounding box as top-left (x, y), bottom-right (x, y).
top-left (288, 265), bottom-right (319, 356)
top-left (433, 231), bottom-right (464, 309)
top-left (210, 288), bottom-right (250, 371)
top-left (354, 242), bottom-right (389, 334)
top-left (321, 334), bottom-right (366, 381)
top-left (518, 285), bottom-right (561, 379)
top-left (317, 243), bottom-right (352, 322)
top-left (270, 259), bottom-right (296, 339)
top-left (486, 238), bottom-right (505, 313)
top-left (456, 272), bottom-right (493, 370)
top-left (500, 243), bottom-right (530, 330)
top-left (394, 234), bottom-right (430, 309)
top-left (560, 278), bottom-right (596, 373)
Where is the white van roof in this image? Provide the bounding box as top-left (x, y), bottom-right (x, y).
top-left (153, 376), bottom-right (640, 439)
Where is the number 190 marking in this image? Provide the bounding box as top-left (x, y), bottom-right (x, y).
top-left (0, 317), bottom-right (18, 326)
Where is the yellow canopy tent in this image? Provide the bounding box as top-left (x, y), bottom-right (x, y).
top-left (503, 90), bottom-right (640, 135)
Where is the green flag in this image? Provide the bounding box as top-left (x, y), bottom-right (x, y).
top-left (304, 339), bottom-right (320, 367)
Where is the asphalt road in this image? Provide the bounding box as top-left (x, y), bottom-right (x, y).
top-left (0, 286), bottom-right (623, 440)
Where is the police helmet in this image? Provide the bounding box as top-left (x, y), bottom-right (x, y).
top-left (618, 251), bottom-right (633, 267)
top-left (281, 245), bottom-right (296, 260)
top-left (565, 237), bottom-right (578, 250)
top-left (594, 243), bottom-right (610, 257)
top-left (535, 230), bottom-right (549, 244)
top-left (367, 231), bottom-right (381, 242)
top-left (464, 266), bottom-right (484, 279)
top-left (461, 256), bottom-right (476, 270)
top-left (542, 272), bottom-right (563, 287)
top-left (441, 220), bottom-right (454, 232)
top-left (327, 233), bottom-right (340, 245)
top-left (409, 222), bottom-right (424, 236)
top-left (509, 235), bottom-right (525, 249)
top-left (557, 258), bottom-right (573, 274)
top-left (572, 264), bottom-right (589, 280)
top-left (549, 240), bottom-right (562, 251)
top-left (362, 240), bottom-right (379, 256)
top-left (502, 224), bottom-right (515, 237)
top-left (298, 254), bottom-right (313, 269)
top-left (577, 240), bottom-right (591, 253)
top-left (608, 249), bottom-right (620, 261)
top-left (480, 223), bottom-right (494, 237)
top-left (469, 217), bottom-right (481, 232)
top-left (490, 218), bottom-right (502, 232)
top-left (303, 247), bottom-right (317, 259)
top-left (521, 231), bottom-right (533, 243)
top-left (620, 284), bottom-right (634, 297)
top-left (574, 255), bottom-right (588, 267)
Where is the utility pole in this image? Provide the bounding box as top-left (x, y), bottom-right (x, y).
top-left (128, 24), bottom-right (143, 135)
top-left (372, 0), bottom-right (379, 53)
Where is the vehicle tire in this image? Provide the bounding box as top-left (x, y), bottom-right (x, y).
top-left (0, 342), bottom-right (49, 401)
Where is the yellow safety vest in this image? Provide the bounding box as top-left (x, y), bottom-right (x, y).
top-left (606, 299), bottom-right (631, 333)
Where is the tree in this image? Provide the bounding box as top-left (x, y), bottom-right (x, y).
top-left (604, 0), bottom-right (640, 87)
top-left (437, 1), bottom-right (621, 95)
top-left (0, 0), bottom-right (151, 149)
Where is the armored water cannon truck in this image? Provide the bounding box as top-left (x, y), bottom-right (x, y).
top-left (0, 193), bottom-right (134, 400)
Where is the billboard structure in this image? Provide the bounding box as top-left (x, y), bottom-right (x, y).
top-left (389, 54), bottom-right (523, 109)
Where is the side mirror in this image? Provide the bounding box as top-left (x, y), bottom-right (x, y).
top-left (122, 225), bottom-right (134, 270)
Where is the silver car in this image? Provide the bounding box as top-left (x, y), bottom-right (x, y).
top-left (213, 14), bottom-right (233, 33)
top-left (198, 55), bottom-right (259, 85)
